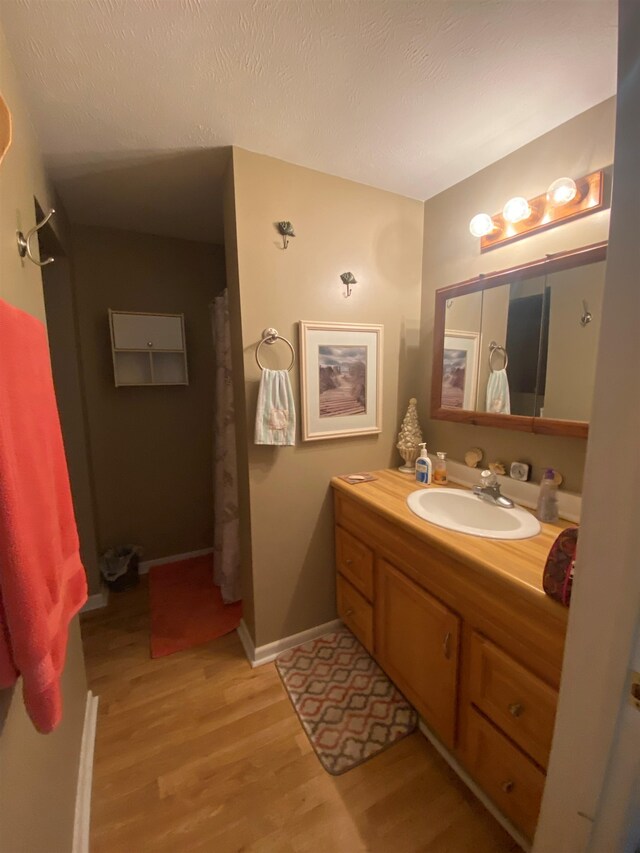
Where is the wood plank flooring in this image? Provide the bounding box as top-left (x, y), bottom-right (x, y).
top-left (81, 580), bottom-right (520, 852)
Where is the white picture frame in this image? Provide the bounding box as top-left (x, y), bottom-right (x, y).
top-left (442, 329), bottom-right (480, 410)
top-left (299, 321), bottom-right (383, 441)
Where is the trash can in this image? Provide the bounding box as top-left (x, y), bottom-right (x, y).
top-left (100, 545), bottom-right (142, 592)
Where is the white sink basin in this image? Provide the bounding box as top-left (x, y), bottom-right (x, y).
top-left (407, 487), bottom-right (541, 540)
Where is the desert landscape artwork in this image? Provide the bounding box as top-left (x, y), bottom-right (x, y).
top-left (318, 345), bottom-right (367, 417)
top-left (441, 347), bottom-right (468, 408)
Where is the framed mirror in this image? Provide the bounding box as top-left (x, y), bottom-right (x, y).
top-left (431, 242), bottom-right (607, 438)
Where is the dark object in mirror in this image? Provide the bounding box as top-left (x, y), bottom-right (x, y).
top-left (431, 242), bottom-right (607, 438)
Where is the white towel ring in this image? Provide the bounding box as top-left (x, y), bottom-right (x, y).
top-left (255, 327), bottom-right (295, 372)
top-left (488, 341), bottom-right (508, 372)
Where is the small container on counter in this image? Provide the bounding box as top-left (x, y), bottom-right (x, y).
top-left (433, 451), bottom-right (448, 485)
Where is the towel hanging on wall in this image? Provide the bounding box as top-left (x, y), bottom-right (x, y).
top-left (255, 369), bottom-right (296, 446)
top-left (486, 369), bottom-right (511, 414)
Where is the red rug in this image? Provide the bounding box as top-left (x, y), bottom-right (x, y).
top-left (276, 627), bottom-right (417, 775)
top-left (149, 554), bottom-right (242, 658)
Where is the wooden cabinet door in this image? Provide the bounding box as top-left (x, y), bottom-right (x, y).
top-left (376, 558), bottom-right (460, 747)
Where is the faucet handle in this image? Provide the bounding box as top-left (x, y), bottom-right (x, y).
top-left (480, 469), bottom-right (498, 487)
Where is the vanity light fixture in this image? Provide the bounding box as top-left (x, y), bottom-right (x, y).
top-left (468, 213), bottom-right (494, 238)
top-left (340, 271), bottom-right (357, 298)
top-left (547, 177), bottom-right (578, 207)
top-left (502, 196), bottom-right (532, 224)
top-left (472, 169), bottom-right (605, 253)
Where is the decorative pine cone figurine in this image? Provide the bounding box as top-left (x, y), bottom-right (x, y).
top-left (396, 397), bottom-right (423, 473)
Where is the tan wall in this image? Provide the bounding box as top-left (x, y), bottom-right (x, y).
top-left (71, 225), bottom-right (225, 566)
top-left (534, 4), bottom-right (640, 848)
top-left (0, 20), bottom-right (88, 853)
top-left (420, 98), bottom-right (616, 492)
top-left (232, 148), bottom-right (424, 646)
top-left (222, 157), bottom-right (256, 637)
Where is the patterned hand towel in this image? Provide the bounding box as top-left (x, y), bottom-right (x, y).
top-left (254, 368), bottom-right (296, 445)
top-left (486, 368), bottom-right (511, 414)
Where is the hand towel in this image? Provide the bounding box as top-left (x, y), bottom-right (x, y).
top-left (254, 368), bottom-right (296, 446)
top-left (0, 298), bottom-right (87, 733)
top-left (486, 368), bottom-right (511, 414)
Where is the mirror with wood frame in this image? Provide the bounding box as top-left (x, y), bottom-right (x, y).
top-left (431, 241), bottom-right (607, 439)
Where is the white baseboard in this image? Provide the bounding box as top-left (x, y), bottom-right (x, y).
top-left (139, 547), bottom-right (214, 575)
top-left (417, 719), bottom-right (530, 852)
top-left (236, 617), bottom-right (343, 668)
top-left (73, 691), bottom-right (99, 853)
top-left (81, 590), bottom-right (109, 613)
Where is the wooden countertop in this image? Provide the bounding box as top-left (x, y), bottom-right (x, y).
top-left (331, 469), bottom-right (570, 623)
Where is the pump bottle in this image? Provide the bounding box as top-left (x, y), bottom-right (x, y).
top-left (415, 443), bottom-right (432, 485)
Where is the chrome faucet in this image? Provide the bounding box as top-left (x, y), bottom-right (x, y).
top-left (473, 470), bottom-right (515, 508)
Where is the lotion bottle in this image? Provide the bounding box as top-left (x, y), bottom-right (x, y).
top-left (433, 451), bottom-right (448, 485)
top-left (415, 443), bottom-right (432, 485)
top-left (536, 468), bottom-right (559, 522)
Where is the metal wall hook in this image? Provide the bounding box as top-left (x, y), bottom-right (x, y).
top-left (580, 300), bottom-right (593, 327)
top-left (276, 221), bottom-right (295, 249)
top-left (17, 208), bottom-right (56, 266)
top-left (340, 271), bottom-right (357, 298)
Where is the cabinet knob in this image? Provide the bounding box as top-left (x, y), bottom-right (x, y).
top-left (509, 702), bottom-right (524, 718)
top-left (147, 341), bottom-right (153, 347)
top-left (345, 558), bottom-right (353, 566)
top-left (501, 780), bottom-right (515, 794)
top-left (344, 608), bottom-right (354, 617)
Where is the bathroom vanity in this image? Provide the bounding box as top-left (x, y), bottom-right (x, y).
top-left (331, 470), bottom-right (569, 842)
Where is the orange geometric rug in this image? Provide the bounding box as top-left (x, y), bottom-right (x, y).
top-left (276, 627), bottom-right (417, 775)
top-left (149, 554), bottom-right (242, 658)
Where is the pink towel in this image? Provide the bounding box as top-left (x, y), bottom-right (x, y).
top-left (0, 299), bottom-right (87, 732)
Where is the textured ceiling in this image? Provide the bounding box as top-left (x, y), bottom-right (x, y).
top-left (1, 0), bottom-right (617, 243)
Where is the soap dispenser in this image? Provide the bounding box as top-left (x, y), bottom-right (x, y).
top-left (415, 443), bottom-right (432, 485)
top-left (433, 451), bottom-right (448, 485)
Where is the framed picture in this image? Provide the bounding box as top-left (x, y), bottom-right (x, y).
top-left (441, 330), bottom-right (480, 410)
top-left (299, 321), bottom-right (383, 441)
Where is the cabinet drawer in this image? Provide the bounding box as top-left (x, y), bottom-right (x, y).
top-left (335, 526), bottom-right (374, 602)
top-left (336, 574), bottom-right (374, 654)
top-left (465, 707), bottom-right (545, 841)
top-left (111, 312), bottom-right (184, 351)
top-left (469, 633), bottom-right (557, 768)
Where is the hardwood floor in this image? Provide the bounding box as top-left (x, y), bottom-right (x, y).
top-left (81, 580), bottom-right (520, 853)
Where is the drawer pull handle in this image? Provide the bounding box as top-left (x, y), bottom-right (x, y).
top-left (147, 341), bottom-right (153, 347)
top-left (344, 608), bottom-right (354, 617)
top-left (442, 631), bottom-right (451, 659)
top-left (345, 559), bottom-right (353, 566)
top-left (509, 703), bottom-right (524, 717)
top-left (501, 780), bottom-right (515, 794)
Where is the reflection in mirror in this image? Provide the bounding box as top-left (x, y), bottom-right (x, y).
top-left (443, 292), bottom-right (481, 410)
top-left (542, 261), bottom-right (605, 421)
top-left (491, 275), bottom-right (546, 417)
top-left (433, 242), bottom-right (607, 437)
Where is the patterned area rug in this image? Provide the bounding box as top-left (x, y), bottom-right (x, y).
top-left (276, 627), bottom-right (417, 775)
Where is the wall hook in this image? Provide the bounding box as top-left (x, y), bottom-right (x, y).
top-left (340, 271), bottom-right (357, 298)
top-left (276, 221), bottom-right (295, 249)
top-left (580, 300), bottom-right (592, 327)
top-left (17, 208), bottom-right (56, 266)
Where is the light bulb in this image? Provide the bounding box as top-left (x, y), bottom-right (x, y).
top-left (547, 177), bottom-right (577, 207)
top-left (469, 213), bottom-right (494, 237)
top-left (502, 197), bottom-right (531, 224)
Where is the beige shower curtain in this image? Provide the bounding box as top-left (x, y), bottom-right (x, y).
top-left (211, 290), bottom-right (241, 603)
